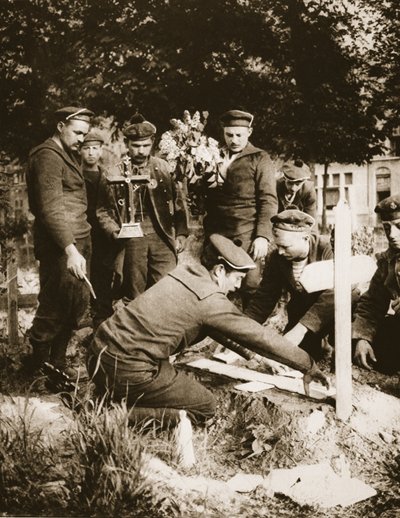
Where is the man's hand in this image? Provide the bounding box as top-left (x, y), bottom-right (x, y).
top-left (284, 323), bottom-right (308, 347)
top-left (250, 237), bottom-right (269, 261)
top-left (354, 339), bottom-right (376, 370)
top-left (258, 357), bottom-right (293, 376)
top-left (65, 244), bottom-right (86, 280)
top-left (175, 235), bottom-right (187, 253)
top-left (303, 362), bottom-right (330, 397)
top-left (391, 297), bottom-right (400, 316)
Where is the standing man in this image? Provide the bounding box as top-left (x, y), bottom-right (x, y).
top-left (26, 106), bottom-right (93, 378)
top-left (245, 210), bottom-right (335, 359)
top-left (96, 114), bottom-right (189, 301)
top-left (352, 194), bottom-right (400, 373)
top-left (80, 129), bottom-right (113, 329)
top-left (276, 159), bottom-right (317, 218)
top-left (204, 109), bottom-right (278, 305)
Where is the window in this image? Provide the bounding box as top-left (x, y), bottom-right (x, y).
top-left (344, 172), bottom-right (353, 185)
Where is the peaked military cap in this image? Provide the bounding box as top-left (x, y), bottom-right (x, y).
top-left (220, 109), bottom-right (254, 128)
top-left (271, 209), bottom-right (315, 232)
top-left (281, 159), bottom-right (311, 181)
top-left (55, 106), bottom-right (94, 122)
top-left (82, 128), bottom-right (105, 145)
top-left (209, 234), bottom-right (256, 270)
top-left (375, 194), bottom-right (400, 221)
top-left (123, 113), bottom-right (157, 140)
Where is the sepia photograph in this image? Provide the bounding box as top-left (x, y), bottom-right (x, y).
top-left (0, 1), bottom-right (399, 516)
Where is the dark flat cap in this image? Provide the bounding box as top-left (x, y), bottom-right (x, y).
top-left (271, 209), bottom-right (315, 232)
top-left (209, 234), bottom-right (256, 270)
top-left (375, 194), bottom-right (400, 221)
top-left (83, 129), bottom-right (105, 144)
top-left (123, 113), bottom-right (156, 140)
top-left (220, 109), bottom-right (254, 128)
top-left (281, 159), bottom-right (311, 181)
top-left (55, 106), bottom-right (94, 122)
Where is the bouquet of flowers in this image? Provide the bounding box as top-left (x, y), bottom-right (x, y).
top-left (158, 110), bottom-right (222, 215)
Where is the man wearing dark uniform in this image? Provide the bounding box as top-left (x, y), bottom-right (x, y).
top-left (353, 194), bottom-right (400, 373)
top-left (245, 210), bottom-right (335, 359)
top-left (276, 159), bottom-right (317, 219)
top-left (26, 106), bottom-right (93, 377)
top-left (204, 110), bottom-right (278, 305)
top-left (96, 114), bottom-right (189, 301)
top-left (87, 234), bottom-right (329, 424)
top-left (80, 129), bottom-right (114, 329)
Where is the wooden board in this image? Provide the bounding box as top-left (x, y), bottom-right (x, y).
top-left (187, 359), bottom-right (336, 400)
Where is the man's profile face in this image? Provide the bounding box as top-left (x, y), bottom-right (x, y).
top-left (274, 229), bottom-right (309, 261)
top-left (222, 270), bottom-right (247, 294)
top-left (284, 178), bottom-right (305, 196)
top-left (58, 120), bottom-right (90, 152)
top-left (223, 126), bottom-right (252, 154)
top-left (80, 142), bottom-right (103, 167)
top-left (382, 218), bottom-right (400, 251)
top-left (127, 137), bottom-right (153, 164)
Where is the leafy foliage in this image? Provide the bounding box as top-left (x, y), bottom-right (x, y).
top-left (0, 0), bottom-right (390, 167)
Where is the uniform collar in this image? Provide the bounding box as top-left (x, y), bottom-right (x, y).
top-left (168, 263), bottom-right (224, 300)
top-left (221, 142), bottom-right (263, 161)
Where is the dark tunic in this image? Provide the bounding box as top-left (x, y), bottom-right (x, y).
top-left (204, 143), bottom-right (278, 241)
top-left (27, 138), bottom-right (90, 258)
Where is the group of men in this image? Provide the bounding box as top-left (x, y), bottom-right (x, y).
top-left (25, 105), bottom-right (400, 424)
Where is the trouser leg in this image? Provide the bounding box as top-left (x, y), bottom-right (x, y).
top-left (87, 350), bottom-right (216, 424)
top-left (147, 232), bottom-right (177, 289)
top-left (29, 237), bottom-right (91, 370)
top-left (90, 238), bottom-right (114, 329)
top-left (122, 237), bottom-right (148, 300)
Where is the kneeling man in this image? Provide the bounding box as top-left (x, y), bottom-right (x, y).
top-left (245, 210), bottom-right (334, 358)
top-left (88, 234), bottom-right (328, 424)
top-left (353, 194), bottom-right (400, 373)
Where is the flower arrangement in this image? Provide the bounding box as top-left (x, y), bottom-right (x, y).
top-left (158, 110), bottom-right (222, 215)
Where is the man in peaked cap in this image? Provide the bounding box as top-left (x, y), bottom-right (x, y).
top-left (80, 129), bottom-right (114, 329)
top-left (203, 109), bottom-right (278, 307)
top-left (88, 233), bottom-right (329, 425)
top-left (96, 113), bottom-right (189, 302)
top-left (26, 105), bottom-right (94, 382)
top-left (352, 194), bottom-right (400, 373)
top-left (245, 209), bottom-right (337, 360)
top-left (276, 159), bottom-right (317, 219)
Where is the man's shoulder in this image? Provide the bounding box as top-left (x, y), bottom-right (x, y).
top-left (29, 138), bottom-right (63, 161)
top-left (149, 156), bottom-right (172, 175)
top-left (239, 143), bottom-right (270, 159)
top-left (168, 263), bottom-right (224, 300)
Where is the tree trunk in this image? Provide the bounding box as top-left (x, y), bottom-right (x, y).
top-left (321, 162), bottom-right (329, 234)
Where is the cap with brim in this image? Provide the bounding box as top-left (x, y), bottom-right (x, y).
top-left (220, 109), bottom-right (254, 128)
top-left (271, 209), bottom-right (315, 232)
top-left (123, 113), bottom-right (157, 140)
top-left (83, 129), bottom-right (105, 144)
top-left (375, 194), bottom-right (400, 221)
top-left (281, 160), bottom-right (311, 181)
top-left (209, 234), bottom-right (256, 270)
top-left (55, 106), bottom-right (94, 122)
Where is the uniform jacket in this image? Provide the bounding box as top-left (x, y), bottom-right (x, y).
top-left (83, 166), bottom-right (103, 234)
top-left (27, 138), bottom-right (90, 258)
top-left (245, 234), bottom-right (334, 335)
top-left (96, 155), bottom-right (189, 255)
top-left (276, 177), bottom-right (317, 218)
top-left (204, 143), bottom-right (278, 241)
top-left (352, 249), bottom-right (400, 343)
top-left (92, 263), bottom-right (314, 373)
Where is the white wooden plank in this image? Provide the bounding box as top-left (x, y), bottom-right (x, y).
top-left (187, 359), bottom-right (335, 400)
